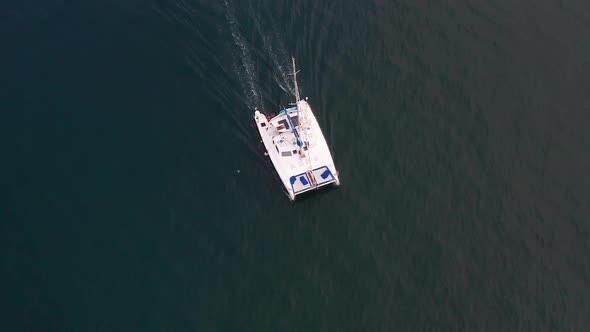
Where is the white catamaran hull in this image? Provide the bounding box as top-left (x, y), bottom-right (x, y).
top-left (254, 57), bottom-right (339, 201)
top-left (254, 100), bottom-right (339, 200)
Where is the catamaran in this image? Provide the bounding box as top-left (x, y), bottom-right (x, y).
top-left (254, 57), bottom-right (340, 200)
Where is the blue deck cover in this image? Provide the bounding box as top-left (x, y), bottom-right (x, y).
top-left (299, 176), bottom-right (309, 185)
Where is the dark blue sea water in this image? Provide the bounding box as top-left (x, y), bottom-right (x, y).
top-left (4, 0), bottom-right (590, 330)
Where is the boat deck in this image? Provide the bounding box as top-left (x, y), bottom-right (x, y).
top-left (254, 100), bottom-right (339, 200)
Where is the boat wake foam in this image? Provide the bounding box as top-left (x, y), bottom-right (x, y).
top-left (222, 0), bottom-right (262, 112)
top-left (221, 0), bottom-right (295, 112)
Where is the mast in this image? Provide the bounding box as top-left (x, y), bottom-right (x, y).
top-left (286, 57), bottom-right (304, 148)
top-left (292, 57), bottom-right (301, 105)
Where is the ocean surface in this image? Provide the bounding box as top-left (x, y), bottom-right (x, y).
top-left (4, 0), bottom-right (590, 330)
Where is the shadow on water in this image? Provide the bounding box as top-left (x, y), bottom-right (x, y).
top-left (292, 184), bottom-right (340, 203)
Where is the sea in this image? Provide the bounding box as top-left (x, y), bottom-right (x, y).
top-left (3, 0), bottom-right (590, 330)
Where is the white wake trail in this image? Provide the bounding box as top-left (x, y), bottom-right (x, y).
top-left (222, 0), bottom-right (263, 112)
